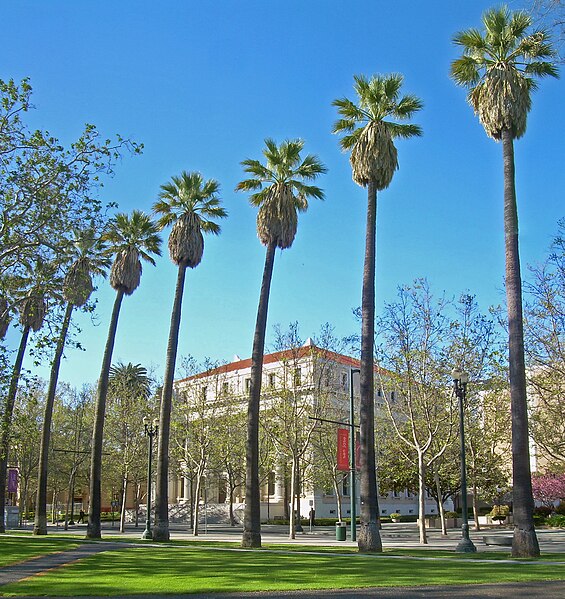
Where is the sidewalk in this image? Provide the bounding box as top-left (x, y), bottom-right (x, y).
top-left (28, 520), bottom-right (565, 553)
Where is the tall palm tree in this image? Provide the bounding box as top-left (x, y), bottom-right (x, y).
top-left (108, 362), bottom-right (151, 533)
top-left (236, 138), bottom-right (326, 547)
top-left (33, 231), bottom-right (110, 535)
top-left (151, 171), bottom-right (227, 541)
top-left (333, 74), bottom-right (422, 552)
top-left (451, 5), bottom-right (558, 558)
top-left (86, 210), bottom-right (161, 539)
top-left (0, 288), bottom-right (47, 532)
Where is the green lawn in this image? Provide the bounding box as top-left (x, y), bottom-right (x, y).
top-left (0, 536), bottom-right (80, 568)
top-left (1, 542), bottom-right (565, 597)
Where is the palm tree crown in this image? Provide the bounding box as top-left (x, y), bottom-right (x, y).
top-left (153, 171), bottom-right (227, 267)
top-left (333, 74), bottom-right (423, 188)
top-left (62, 229), bottom-right (111, 307)
top-left (103, 210), bottom-right (162, 295)
top-left (108, 362), bottom-right (151, 400)
top-left (451, 5), bottom-right (558, 140)
top-left (236, 138), bottom-right (326, 249)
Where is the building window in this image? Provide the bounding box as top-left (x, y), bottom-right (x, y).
top-left (268, 471), bottom-right (275, 496)
top-left (222, 382), bottom-right (229, 395)
top-left (201, 386), bottom-right (207, 401)
top-left (341, 372), bottom-right (348, 390)
top-left (390, 391), bottom-right (396, 402)
top-left (245, 378), bottom-right (251, 393)
top-left (342, 475), bottom-right (349, 497)
top-left (377, 388), bottom-right (383, 397)
top-left (324, 368), bottom-right (332, 387)
top-left (294, 368), bottom-right (302, 387)
top-left (268, 373), bottom-right (276, 388)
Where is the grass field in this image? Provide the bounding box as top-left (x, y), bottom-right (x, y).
top-left (0, 536), bottom-right (80, 568)
top-left (1, 536), bottom-right (565, 597)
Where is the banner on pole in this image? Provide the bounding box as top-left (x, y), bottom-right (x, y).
top-left (7, 468), bottom-right (18, 493)
top-left (337, 428), bottom-right (349, 471)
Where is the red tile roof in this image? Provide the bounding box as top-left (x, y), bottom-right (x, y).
top-left (175, 344), bottom-right (385, 384)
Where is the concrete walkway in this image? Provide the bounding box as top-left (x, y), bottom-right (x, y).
top-left (2, 523), bottom-right (564, 598)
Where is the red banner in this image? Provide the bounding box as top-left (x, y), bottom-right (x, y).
top-left (337, 428), bottom-right (349, 471)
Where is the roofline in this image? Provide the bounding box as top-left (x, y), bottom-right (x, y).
top-left (175, 344), bottom-right (386, 384)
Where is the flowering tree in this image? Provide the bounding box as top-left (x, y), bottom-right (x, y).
top-left (531, 473), bottom-right (565, 508)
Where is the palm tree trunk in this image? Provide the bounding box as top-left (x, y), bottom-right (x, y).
top-left (358, 180), bottom-right (382, 552)
top-left (87, 289), bottom-right (124, 539)
top-left (501, 128), bottom-right (539, 557)
top-left (242, 241), bottom-right (277, 548)
top-left (34, 302), bottom-right (74, 535)
top-left (154, 262), bottom-right (187, 541)
top-left (0, 325), bottom-right (30, 533)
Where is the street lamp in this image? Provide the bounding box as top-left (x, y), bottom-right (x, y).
top-left (350, 367), bottom-right (360, 542)
top-left (141, 416), bottom-right (159, 540)
top-left (451, 368), bottom-right (477, 553)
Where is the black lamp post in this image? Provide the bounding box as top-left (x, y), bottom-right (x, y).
top-left (452, 368), bottom-right (477, 553)
top-left (141, 416), bottom-right (158, 540)
top-left (349, 367), bottom-right (360, 542)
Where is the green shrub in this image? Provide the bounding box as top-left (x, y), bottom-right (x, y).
top-left (489, 505), bottom-right (510, 521)
top-left (444, 511), bottom-right (458, 519)
top-left (534, 505), bottom-right (553, 518)
top-left (546, 514), bottom-right (565, 528)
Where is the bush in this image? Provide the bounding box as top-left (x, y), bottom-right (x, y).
top-left (489, 505), bottom-right (510, 521)
top-left (444, 511), bottom-right (458, 519)
top-left (534, 505), bottom-right (553, 518)
top-left (546, 514), bottom-right (565, 528)
top-left (555, 502), bottom-right (565, 516)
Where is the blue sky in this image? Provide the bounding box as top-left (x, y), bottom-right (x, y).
top-left (3, 0), bottom-right (564, 388)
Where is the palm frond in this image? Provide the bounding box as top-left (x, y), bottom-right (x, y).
top-left (292, 181), bottom-right (325, 203)
top-left (453, 28), bottom-right (487, 52)
top-left (385, 122), bottom-right (423, 139)
top-left (395, 95), bottom-right (425, 119)
top-left (451, 55), bottom-right (483, 86)
top-left (332, 97), bottom-right (368, 123)
top-left (524, 60), bottom-right (559, 78)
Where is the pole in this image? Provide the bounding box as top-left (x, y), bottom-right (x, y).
top-left (142, 421), bottom-right (157, 540)
top-left (350, 368), bottom-right (360, 542)
top-left (453, 373), bottom-right (476, 553)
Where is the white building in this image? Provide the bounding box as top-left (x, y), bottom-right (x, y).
top-left (172, 339), bottom-right (441, 522)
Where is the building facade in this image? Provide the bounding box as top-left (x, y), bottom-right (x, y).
top-left (173, 339), bottom-right (441, 523)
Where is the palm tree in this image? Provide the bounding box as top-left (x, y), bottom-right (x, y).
top-left (151, 171), bottom-right (227, 541)
top-left (451, 5), bottom-right (558, 558)
top-left (108, 362), bottom-right (151, 533)
top-left (86, 210), bottom-right (161, 539)
top-left (236, 138), bottom-right (326, 547)
top-left (0, 288), bottom-right (47, 532)
top-left (333, 74), bottom-right (422, 552)
top-left (33, 231), bottom-right (110, 535)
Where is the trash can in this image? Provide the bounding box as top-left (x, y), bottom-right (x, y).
top-left (335, 522), bottom-right (347, 541)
